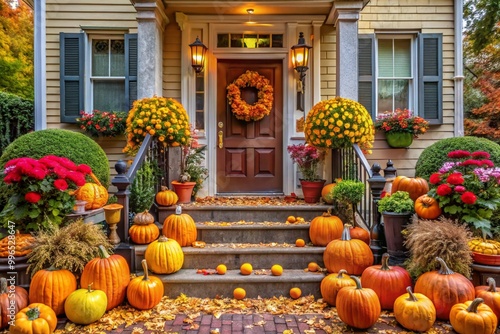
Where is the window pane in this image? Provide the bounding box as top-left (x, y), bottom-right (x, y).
top-left (92, 40), bottom-right (109, 76)
top-left (378, 39), bottom-right (393, 77)
top-left (110, 40), bottom-right (125, 76)
top-left (258, 35), bottom-right (270, 48)
top-left (231, 34), bottom-right (243, 47)
top-left (244, 34), bottom-right (258, 48)
top-left (394, 39), bottom-right (411, 77)
top-left (217, 34), bottom-right (229, 47)
top-left (93, 81), bottom-right (125, 111)
top-left (377, 79), bottom-right (409, 113)
top-left (272, 34), bottom-right (283, 48)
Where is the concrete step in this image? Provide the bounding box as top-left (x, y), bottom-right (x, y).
top-left (134, 243), bottom-right (326, 271)
top-left (157, 203), bottom-right (331, 224)
top-left (151, 269), bottom-right (326, 299)
top-left (196, 221), bottom-right (311, 244)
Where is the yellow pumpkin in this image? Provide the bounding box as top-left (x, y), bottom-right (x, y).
top-left (74, 173), bottom-right (108, 210)
top-left (144, 235), bottom-right (184, 274)
top-left (162, 205), bottom-right (197, 247)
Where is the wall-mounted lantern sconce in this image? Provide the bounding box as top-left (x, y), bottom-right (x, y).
top-left (189, 36), bottom-right (208, 74)
top-left (291, 32), bottom-right (312, 111)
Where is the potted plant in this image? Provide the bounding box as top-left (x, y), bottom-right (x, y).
top-left (377, 190), bottom-right (415, 265)
top-left (76, 110), bottom-right (127, 138)
top-left (304, 97), bottom-right (375, 154)
top-left (287, 143), bottom-right (326, 203)
top-left (172, 128), bottom-right (208, 203)
top-left (374, 108), bottom-right (429, 148)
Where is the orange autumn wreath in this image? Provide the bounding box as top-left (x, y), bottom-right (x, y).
top-left (226, 70), bottom-right (274, 122)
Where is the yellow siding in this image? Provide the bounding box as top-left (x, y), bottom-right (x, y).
top-left (45, 0), bottom-right (137, 186)
top-left (320, 0), bottom-right (456, 176)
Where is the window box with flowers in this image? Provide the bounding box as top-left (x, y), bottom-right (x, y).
top-left (77, 110), bottom-right (127, 138)
top-left (374, 108), bottom-right (430, 148)
top-left (287, 143), bottom-right (326, 203)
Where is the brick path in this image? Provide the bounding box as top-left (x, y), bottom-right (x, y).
top-left (55, 313), bottom-right (464, 334)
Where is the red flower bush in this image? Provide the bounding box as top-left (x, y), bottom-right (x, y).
top-left (428, 150), bottom-right (500, 237)
top-left (1, 155), bottom-right (92, 232)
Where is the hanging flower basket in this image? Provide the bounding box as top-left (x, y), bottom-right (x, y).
top-left (226, 70), bottom-right (274, 122)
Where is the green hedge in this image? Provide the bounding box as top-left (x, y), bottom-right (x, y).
top-left (0, 91), bottom-right (34, 155)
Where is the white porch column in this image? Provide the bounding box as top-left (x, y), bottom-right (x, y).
top-left (333, 1), bottom-right (364, 100)
top-left (133, 0), bottom-right (169, 99)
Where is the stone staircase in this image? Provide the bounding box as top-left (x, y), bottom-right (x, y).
top-left (132, 202), bottom-right (332, 299)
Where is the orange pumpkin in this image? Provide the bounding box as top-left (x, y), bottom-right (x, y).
top-left (9, 303), bottom-right (57, 334)
top-left (309, 210), bottom-right (343, 246)
top-left (336, 275), bottom-right (381, 329)
top-left (320, 269), bottom-right (355, 306)
top-left (28, 267), bottom-right (77, 316)
top-left (415, 194), bottom-right (442, 219)
top-left (74, 172), bottom-right (108, 210)
top-left (475, 277), bottom-right (500, 321)
top-left (414, 257), bottom-right (475, 320)
top-left (360, 253), bottom-right (413, 310)
top-left (349, 226), bottom-right (370, 245)
top-left (0, 277), bottom-right (28, 329)
top-left (391, 176), bottom-right (429, 202)
top-left (156, 186), bottom-right (178, 206)
top-left (129, 210), bottom-right (160, 244)
top-left (127, 259), bottom-right (164, 310)
top-left (449, 298), bottom-right (497, 334)
top-left (323, 224), bottom-right (374, 275)
top-left (321, 181), bottom-right (339, 204)
top-left (80, 245), bottom-right (130, 311)
top-left (162, 205), bottom-right (197, 247)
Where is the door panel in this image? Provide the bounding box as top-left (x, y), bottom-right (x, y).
top-left (217, 59), bottom-right (283, 194)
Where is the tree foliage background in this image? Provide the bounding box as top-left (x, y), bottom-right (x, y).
top-left (463, 0), bottom-right (500, 143)
top-left (0, 0), bottom-right (33, 99)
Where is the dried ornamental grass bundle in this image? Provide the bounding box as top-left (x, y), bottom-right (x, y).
top-left (404, 216), bottom-right (473, 279)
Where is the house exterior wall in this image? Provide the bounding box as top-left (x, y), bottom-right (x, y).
top-left (41, 0), bottom-right (458, 192)
top-left (44, 0), bottom-right (137, 178)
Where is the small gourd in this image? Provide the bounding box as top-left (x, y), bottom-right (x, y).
top-left (393, 286), bottom-right (436, 332)
top-left (74, 172), bottom-right (109, 210)
top-left (414, 194), bottom-right (442, 219)
top-left (468, 238), bottom-right (500, 255)
top-left (449, 298), bottom-right (497, 334)
top-left (162, 205), bottom-right (197, 247)
top-left (64, 283), bottom-right (107, 325)
top-left (127, 259), bottom-right (164, 310)
top-left (9, 303), bottom-right (57, 334)
top-left (475, 277), bottom-right (500, 320)
top-left (156, 186), bottom-right (178, 206)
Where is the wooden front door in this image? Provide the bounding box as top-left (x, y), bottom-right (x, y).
top-left (216, 59), bottom-right (283, 194)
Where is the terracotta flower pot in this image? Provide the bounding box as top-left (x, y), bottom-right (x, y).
top-left (300, 179), bottom-right (326, 203)
top-left (171, 181), bottom-right (196, 204)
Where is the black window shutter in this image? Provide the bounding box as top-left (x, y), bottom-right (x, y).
top-left (358, 35), bottom-right (375, 117)
top-left (418, 33), bottom-right (443, 124)
top-left (60, 33), bottom-right (84, 123)
top-left (125, 34), bottom-right (138, 111)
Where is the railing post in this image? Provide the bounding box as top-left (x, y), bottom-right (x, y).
top-left (111, 159), bottom-right (135, 270)
top-left (368, 163), bottom-right (387, 264)
top-left (383, 160), bottom-right (397, 194)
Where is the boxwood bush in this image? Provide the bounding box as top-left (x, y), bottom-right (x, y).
top-left (415, 136), bottom-right (500, 180)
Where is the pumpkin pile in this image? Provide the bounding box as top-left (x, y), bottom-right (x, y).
top-left (0, 231), bottom-right (35, 257)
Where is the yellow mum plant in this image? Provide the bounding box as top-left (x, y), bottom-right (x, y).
top-left (305, 97), bottom-right (375, 154)
top-left (123, 96), bottom-right (191, 155)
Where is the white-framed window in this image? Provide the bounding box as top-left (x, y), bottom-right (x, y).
top-left (376, 35), bottom-right (415, 115)
top-left (358, 33), bottom-right (443, 124)
top-left (90, 36), bottom-right (126, 111)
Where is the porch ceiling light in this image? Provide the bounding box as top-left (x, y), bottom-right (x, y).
top-left (291, 32), bottom-right (312, 111)
top-left (189, 36), bottom-right (208, 74)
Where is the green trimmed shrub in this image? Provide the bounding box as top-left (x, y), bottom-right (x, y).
top-left (415, 136), bottom-right (500, 180)
top-left (0, 129), bottom-right (110, 186)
